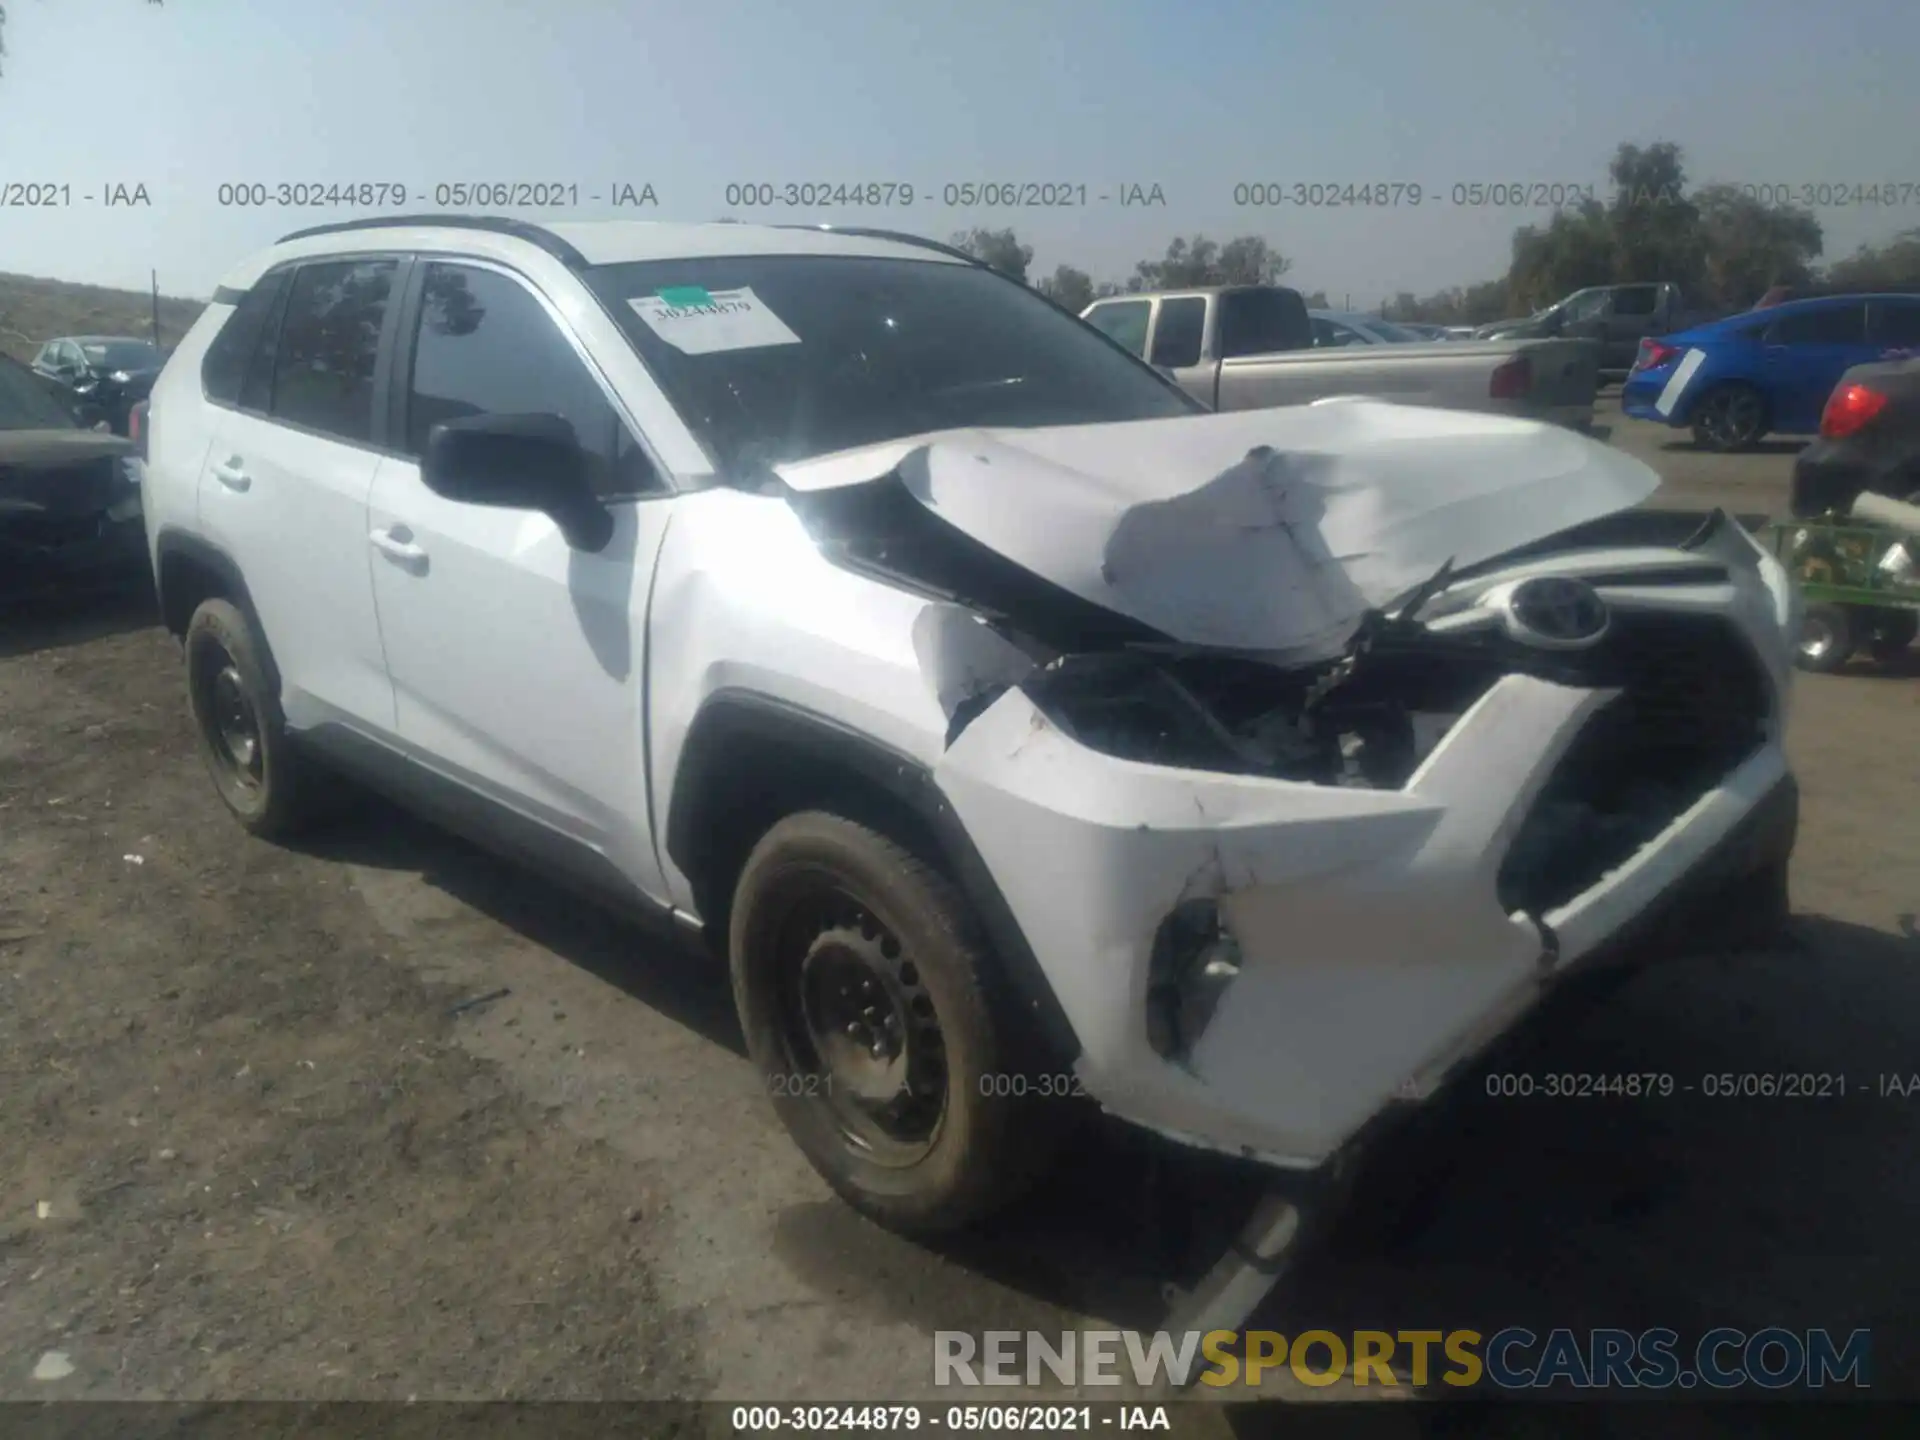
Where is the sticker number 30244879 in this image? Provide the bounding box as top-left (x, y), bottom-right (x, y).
top-left (627, 287), bottom-right (802, 356)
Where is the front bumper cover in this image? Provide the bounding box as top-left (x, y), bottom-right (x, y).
top-left (931, 522), bottom-right (1799, 1172)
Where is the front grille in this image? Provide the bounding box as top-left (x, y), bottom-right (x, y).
top-left (1496, 613), bottom-right (1771, 917)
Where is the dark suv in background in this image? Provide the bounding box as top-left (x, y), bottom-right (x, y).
top-left (31, 335), bottom-right (165, 435)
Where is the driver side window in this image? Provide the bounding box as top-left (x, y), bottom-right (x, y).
top-left (1564, 290), bottom-right (1611, 323)
top-left (405, 263), bottom-right (659, 498)
top-left (1084, 300), bottom-right (1151, 359)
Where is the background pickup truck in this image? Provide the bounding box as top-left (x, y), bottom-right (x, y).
top-left (1083, 285), bottom-right (1600, 430)
top-left (1473, 282), bottom-right (1721, 376)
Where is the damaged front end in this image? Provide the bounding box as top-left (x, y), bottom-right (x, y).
top-left (0, 429), bottom-right (144, 590)
top-left (777, 405), bottom-right (1799, 1168)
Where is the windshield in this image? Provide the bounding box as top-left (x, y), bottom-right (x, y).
top-left (80, 340), bottom-right (161, 369)
top-left (584, 254), bottom-right (1200, 474)
top-left (0, 355), bottom-right (80, 430)
top-left (1362, 318), bottom-right (1426, 342)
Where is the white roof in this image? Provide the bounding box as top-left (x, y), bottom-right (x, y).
top-left (216, 219), bottom-right (960, 291)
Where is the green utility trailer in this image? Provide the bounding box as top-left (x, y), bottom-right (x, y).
top-left (1767, 518), bottom-right (1920, 672)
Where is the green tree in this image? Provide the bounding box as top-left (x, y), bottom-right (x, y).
top-left (1693, 184), bottom-right (1822, 308)
top-left (1036, 265), bottom-right (1095, 314)
top-left (949, 227), bottom-right (1033, 283)
top-left (1606, 141), bottom-right (1705, 287)
top-left (1507, 198), bottom-right (1613, 310)
top-left (1826, 228), bottom-right (1920, 290)
top-left (1132, 235), bottom-right (1290, 289)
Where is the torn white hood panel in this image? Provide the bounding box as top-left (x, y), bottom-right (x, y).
top-left (777, 403), bottom-right (1660, 661)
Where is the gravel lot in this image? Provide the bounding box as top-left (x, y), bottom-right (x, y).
top-left (3, 402), bottom-right (1916, 1424)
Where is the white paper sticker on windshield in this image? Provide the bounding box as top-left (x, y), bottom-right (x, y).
top-left (626, 287), bottom-right (801, 355)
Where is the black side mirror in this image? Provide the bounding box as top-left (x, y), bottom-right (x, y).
top-left (421, 412), bottom-right (614, 552)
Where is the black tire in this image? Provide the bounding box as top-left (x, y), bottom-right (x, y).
top-left (728, 811), bottom-right (1042, 1235)
top-left (1865, 608), bottom-right (1918, 663)
top-left (1794, 603), bottom-right (1854, 674)
top-left (183, 598), bottom-right (330, 837)
top-left (1689, 383), bottom-right (1769, 452)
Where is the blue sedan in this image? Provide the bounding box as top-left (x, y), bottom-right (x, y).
top-left (1621, 293), bottom-right (1920, 451)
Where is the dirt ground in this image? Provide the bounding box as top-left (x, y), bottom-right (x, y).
top-left (3, 409), bottom-right (1918, 1424)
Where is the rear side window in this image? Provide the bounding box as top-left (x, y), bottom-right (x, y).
top-left (1612, 286), bottom-right (1660, 317)
top-left (1085, 300), bottom-right (1151, 358)
top-left (1766, 303), bottom-right (1867, 346)
top-left (1149, 297), bottom-right (1206, 368)
top-left (201, 272), bottom-right (288, 408)
top-left (1872, 301), bottom-right (1920, 349)
top-left (1218, 288), bottom-right (1312, 357)
top-left (270, 259), bottom-right (398, 445)
top-left (404, 262), bottom-right (655, 496)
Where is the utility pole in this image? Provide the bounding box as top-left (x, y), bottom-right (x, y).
top-left (151, 270), bottom-right (163, 350)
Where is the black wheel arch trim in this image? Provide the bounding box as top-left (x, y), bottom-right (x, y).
top-left (668, 688), bottom-right (1082, 1071)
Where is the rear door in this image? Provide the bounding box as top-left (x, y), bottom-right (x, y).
top-left (195, 256), bottom-right (404, 733)
top-left (364, 258), bottom-right (675, 896)
top-left (1761, 301), bottom-right (1876, 432)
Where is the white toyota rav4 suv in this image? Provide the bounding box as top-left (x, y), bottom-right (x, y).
top-left (143, 216), bottom-right (1802, 1239)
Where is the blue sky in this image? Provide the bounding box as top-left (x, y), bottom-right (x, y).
top-left (2, 0), bottom-right (1915, 301)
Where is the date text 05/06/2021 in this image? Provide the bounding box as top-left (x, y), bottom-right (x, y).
top-left (730, 1405), bottom-right (1173, 1433)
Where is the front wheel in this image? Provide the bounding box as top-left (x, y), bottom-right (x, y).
top-left (1689, 383), bottom-right (1769, 452)
top-left (1795, 603), bottom-right (1854, 673)
top-left (728, 812), bottom-right (1045, 1235)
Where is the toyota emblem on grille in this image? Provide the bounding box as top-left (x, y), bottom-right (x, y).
top-left (1503, 576), bottom-right (1610, 649)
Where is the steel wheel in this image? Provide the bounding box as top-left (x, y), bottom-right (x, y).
top-left (775, 884), bottom-right (948, 1166)
top-left (204, 658), bottom-right (265, 789)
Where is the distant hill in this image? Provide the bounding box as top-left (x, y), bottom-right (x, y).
top-left (0, 272), bottom-right (208, 365)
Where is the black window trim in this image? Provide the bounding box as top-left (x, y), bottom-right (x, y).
top-left (204, 250), bottom-right (416, 461)
top-left (389, 252), bottom-right (677, 501)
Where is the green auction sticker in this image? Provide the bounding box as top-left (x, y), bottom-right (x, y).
top-left (656, 286), bottom-right (714, 308)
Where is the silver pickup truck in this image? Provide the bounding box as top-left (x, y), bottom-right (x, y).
top-left (1083, 285), bottom-right (1601, 429)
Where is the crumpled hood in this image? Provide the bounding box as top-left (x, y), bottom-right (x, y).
top-left (776, 401), bottom-right (1660, 664)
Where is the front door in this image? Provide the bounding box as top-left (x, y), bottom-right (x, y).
top-left (365, 259), bottom-right (674, 899)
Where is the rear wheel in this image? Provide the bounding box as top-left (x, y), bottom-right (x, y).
top-left (183, 599), bottom-right (332, 837)
top-left (728, 812), bottom-right (1043, 1235)
top-left (1795, 603), bottom-right (1854, 673)
top-left (1690, 383), bottom-right (1768, 452)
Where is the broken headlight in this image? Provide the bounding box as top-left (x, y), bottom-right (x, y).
top-left (1145, 899), bottom-right (1242, 1063)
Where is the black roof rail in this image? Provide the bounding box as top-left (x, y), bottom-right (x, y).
top-left (773, 224), bottom-right (986, 268)
top-left (274, 214), bottom-right (589, 269)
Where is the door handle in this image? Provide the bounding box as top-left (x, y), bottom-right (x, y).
top-left (211, 458), bottom-right (251, 492)
top-left (370, 526), bottom-right (429, 574)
